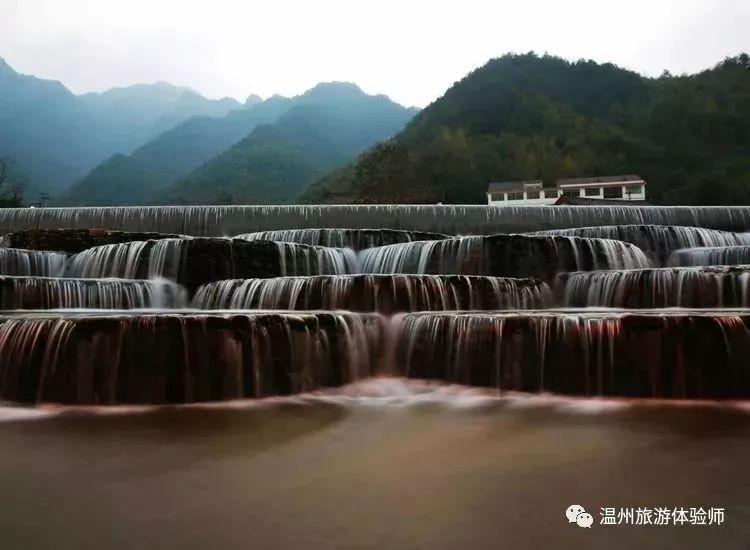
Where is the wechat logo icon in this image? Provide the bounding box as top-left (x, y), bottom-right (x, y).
top-left (565, 504), bottom-right (593, 528)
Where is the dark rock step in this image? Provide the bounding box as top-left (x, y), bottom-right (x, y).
top-left (235, 228), bottom-right (449, 250)
top-left (555, 265), bottom-right (750, 308)
top-left (192, 274), bottom-right (552, 313)
top-left (2, 309), bottom-right (750, 404)
top-left (533, 224), bottom-right (750, 265)
top-left (398, 310), bottom-right (750, 399)
top-left (1, 228), bottom-right (184, 254)
top-left (0, 311), bottom-right (387, 405)
top-left (0, 276), bottom-right (187, 309)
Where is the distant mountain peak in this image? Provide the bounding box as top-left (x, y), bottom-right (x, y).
top-left (0, 57), bottom-right (16, 75)
top-left (301, 81), bottom-right (366, 102)
top-left (245, 94), bottom-right (262, 107)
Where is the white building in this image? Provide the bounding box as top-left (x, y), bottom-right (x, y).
top-left (486, 175), bottom-right (647, 205)
top-left (486, 180), bottom-right (558, 206)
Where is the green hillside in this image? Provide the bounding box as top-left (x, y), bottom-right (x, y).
top-left (154, 83), bottom-right (416, 204)
top-left (303, 52), bottom-right (750, 204)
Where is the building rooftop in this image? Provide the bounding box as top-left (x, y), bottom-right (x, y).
top-left (554, 196), bottom-right (651, 206)
top-left (556, 175), bottom-right (643, 186)
top-left (487, 180), bottom-right (542, 193)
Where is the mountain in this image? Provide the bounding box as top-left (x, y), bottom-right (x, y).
top-left (0, 57), bottom-right (240, 197)
top-left (60, 96), bottom-right (293, 205)
top-left (65, 82), bottom-right (415, 205)
top-left (303, 52), bottom-right (750, 205)
top-left (155, 83), bottom-right (416, 204)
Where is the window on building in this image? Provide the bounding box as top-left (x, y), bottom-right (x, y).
top-left (603, 186), bottom-right (622, 199)
top-left (584, 187), bottom-right (601, 197)
top-left (625, 185), bottom-right (642, 196)
top-left (543, 190), bottom-right (558, 198)
top-left (561, 189), bottom-right (580, 198)
top-left (506, 192), bottom-right (524, 201)
top-left (526, 191), bottom-right (540, 199)
top-left (491, 193), bottom-right (504, 201)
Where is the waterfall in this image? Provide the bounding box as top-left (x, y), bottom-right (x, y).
top-left (556, 266), bottom-right (750, 308)
top-left (65, 241), bottom-right (152, 278)
top-left (5, 205), bottom-right (750, 235)
top-left (192, 275), bottom-right (553, 312)
top-left (0, 248), bottom-right (68, 276)
top-left (358, 235), bottom-right (649, 277)
top-left (668, 246), bottom-right (750, 267)
top-left (275, 242), bottom-right (360, 275)
top-left (0, 311), bottom-right (388, 404)
top-left (235, 228), bottom-right (447, 249)
top-left (535, 224), bottom-right (750, 265)
top-left (0, 276), bottom-right (188, 309)
top-left (360, 237), bottom-right (484, 274)
top-left (393, 310), bottom-right (750, 398)
top-left (482, 234), bottom-right (651, 277)
top-left (147, 238), bottom-right (185, 279)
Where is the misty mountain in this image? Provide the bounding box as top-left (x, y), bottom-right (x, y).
top-left (0, 57), bottom-right (240, 196)
top-left (155, 83), bottom-right (416, 204)
top-left (65, 82), bottom-right (416, 205)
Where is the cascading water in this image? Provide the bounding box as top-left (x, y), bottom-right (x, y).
top-left (235, 228), bottom-right (447, 249)
top-left (275, 242), bottom-right (359, 275)
top-left (0, 311), bottom-right (388, 404)
top-left (147, 238), bottom-right (186, 279)
top-left (64, 241), bottom-right (152, 278)
top-left (358, 235), bottom-right (650, 278)
top-left (0, 276), bottom-right (188, 309)
top-left (2, 202), bottom-right (750, 404)
top-left (0, 248), bottom-right (68, 276)
top-left (393, 310), bottom-right (750, 398)
top-left (359, 237), bottom-right (484, 275)
top-left (534, 224), bottom-right (750, 265)
top-left (668, 246), bottom-right (750, 267)
top-left (5, 205), bottom-right (750, 234)
top-left (557, 266), bottom-right (750, 308)
top-left (192, 274), bottom-right (553, 313)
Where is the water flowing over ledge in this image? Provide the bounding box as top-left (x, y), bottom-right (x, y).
top-left (0, 248), bottom-right (68, 276)
top-left (235, 228), bottom-right (448, 249)
top-left (669, 246), bottom-right (750, 266)
top-left (5, 205), bottom-right (750, 235)
top-left (360, 235), bottom-right (651, 277)
top-left (534, 224), bottom-right (750, 265)
top-left (557, 266), bottom-right (750, 308)
top-left (0, 228), bottom-right (186, 254)
top-left (192, 275), bottom-right (552, 313)
top-left (61, 239), bottom-right (357, 287)
top-left (396, 310), bottom-right (750, 399)
top-left (1, 309), bottom-right (750, 404)
top-left (0, 311), bottom-right (388, 405)
top-left (0, 276), bottom-right (187, 309)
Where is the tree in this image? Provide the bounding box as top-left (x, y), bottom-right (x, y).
top-left (0, 157), bottom-right (6, 190)
top-left (0, 157), bottom-right (25, 207)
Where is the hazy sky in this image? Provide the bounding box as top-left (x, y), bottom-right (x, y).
top-left (0, 0), bottom-right (748, 107)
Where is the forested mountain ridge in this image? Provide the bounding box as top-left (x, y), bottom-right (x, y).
top-left (303, 52), bottom-right (750, 204)
top-left (63, 82), bottom-right (415, 205)
top-left (0, 57), bottom-right (240, 196)
top-left (155, 83), bottom-right (416, 204)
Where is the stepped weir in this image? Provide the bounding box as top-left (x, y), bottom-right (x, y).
top-left (1, 206), bottom-right (750, 404)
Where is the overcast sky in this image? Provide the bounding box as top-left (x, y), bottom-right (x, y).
top-left (0, 0), bottom-right (748, 107)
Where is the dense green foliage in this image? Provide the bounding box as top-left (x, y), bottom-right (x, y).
top-left (155, 84), bottom-right (415, 204)
top-left (303, 53), bottom-right (750, 204)
top-left (0, 57), bottom-right (240, 197)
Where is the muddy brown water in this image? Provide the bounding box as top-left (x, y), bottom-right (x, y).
top-left (0, 383), bottom-right (748, 549)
